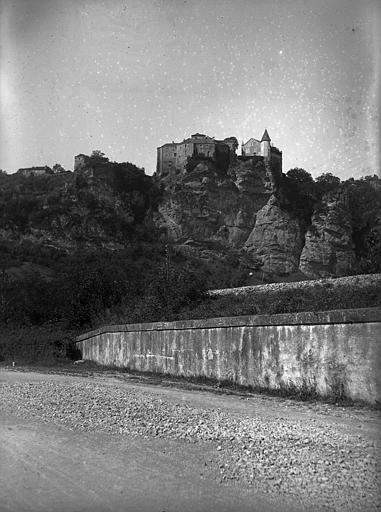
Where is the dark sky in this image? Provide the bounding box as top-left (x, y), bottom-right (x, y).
top-left (1, 0), bottom-right (380, 178)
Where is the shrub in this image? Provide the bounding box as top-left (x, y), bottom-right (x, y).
top-left (0, 324), bottom-right (77, 364)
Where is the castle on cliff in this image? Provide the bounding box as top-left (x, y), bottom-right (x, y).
top-left (156, 130), bottom-right (282, 177)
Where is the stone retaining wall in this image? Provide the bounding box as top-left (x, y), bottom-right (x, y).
top-left (76, 308), bottom-right (381, 404)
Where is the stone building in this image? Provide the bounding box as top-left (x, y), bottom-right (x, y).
top-left (74, 154), bottom-right (112, 181)
top-left (241, 130), bottom-right (282, 174)
top-left (157, 130), bottom-right (282, 177)
top-left (156, 133), bottom-right (238, 176)
top-left (17, 166), bottom-right (52, 177)
top-left (74, 154), bottom-right (90, 171)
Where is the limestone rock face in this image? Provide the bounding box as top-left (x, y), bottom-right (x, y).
top-left (156, 159), bottom-right (272, 249)
top-left (155, 162), bottom-right (362, 279)
top-left (299, 190), bottom-right (355, 277)
top-left (0, 168), bottom-right (155, 253)
top-left (244, 196), bottom-right (304, 275)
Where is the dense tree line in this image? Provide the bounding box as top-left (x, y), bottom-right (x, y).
top-left (0, 244), bottom-right (210, 330)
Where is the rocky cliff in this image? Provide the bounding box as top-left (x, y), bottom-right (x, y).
top-left (243, 188), bottom-right (357, 278)
top-left (0, 163), bottom-right (158, 253)
top-left (244, 195), bottom-right (304, 275)
top-left (155, 158), bottom-right (273, 249)
top-left (299, 189), bottom-right (355, 277)
top-left (156, 160), bottom-right (379, 279)
top-left (1, 155), bottom-right (379, 282)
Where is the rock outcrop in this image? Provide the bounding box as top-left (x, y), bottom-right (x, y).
top-left (0, 163), bottom-right (157, 253)
top-left (244, 195), bottom-right (304, 275)
top-left (155, 158), bottom-right (273, 249)
top-left (156, 160), bottom-right (362, 279)
top-left (2, 153), bottom-right (377, 281)
top-left (299, 189), bottom-right (355, 277)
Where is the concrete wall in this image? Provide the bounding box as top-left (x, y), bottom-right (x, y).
top-left (76, 308), bottom-right (381, 404)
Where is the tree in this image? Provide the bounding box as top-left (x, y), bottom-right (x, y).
top-left (344, 176), bottom-right (381, 263)
top-left (57, 252), bottom-right (134, 328)
top-left (89, 150), bottom-right (109, 166)
top-left (286, 168), bottom-right (315, 186)
top-left (358, 229), bottom-right (381, 274)
top-left (52, 163), bottom-right (65, 174)
top-left (282, 168), bottom-right (316, 221)
top-left (0, 251), bottom-right (15, 324)
top-left (315, 173), bottom-right (341, 197)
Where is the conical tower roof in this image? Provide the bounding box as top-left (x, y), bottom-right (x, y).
top-left (261, 129), bottom-right (271, 142)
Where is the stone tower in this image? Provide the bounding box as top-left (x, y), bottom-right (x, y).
top-left (260, 129), bottom-right (271, 159)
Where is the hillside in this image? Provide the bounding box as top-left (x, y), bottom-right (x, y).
top-left (0, 161), bottom-right (159, 253)
top-left (1, 156), bottom-right (381, 283)
top-left (155, 157), bottom-right (381, 280)
top-left (1, 154), bottom-right (380, 362)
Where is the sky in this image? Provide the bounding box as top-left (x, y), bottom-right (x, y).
top-left (0, 0), bottom-right (380, 179)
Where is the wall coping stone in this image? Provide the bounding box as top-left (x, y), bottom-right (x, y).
top-left (76, 307), bottom-right (381, 343)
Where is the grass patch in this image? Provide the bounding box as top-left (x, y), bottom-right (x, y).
top-left (175, 280), bottom-right (381, 320)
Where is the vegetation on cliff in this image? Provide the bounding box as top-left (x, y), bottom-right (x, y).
top-left (271, 169), bottom-right (381, 275)
top-left (0, 158), bottom-right (160, 247)
top-left (0, 153), bottom-right (380, 362)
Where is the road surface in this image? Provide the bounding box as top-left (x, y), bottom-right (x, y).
top-left (1, 368), bottom-right (380, 512)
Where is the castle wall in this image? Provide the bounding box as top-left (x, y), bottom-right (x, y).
top-left (221, 138), bottom-right (239, 153)
top-left (157, 144), bottom-right (179, 175)
top-left (157, 133), bottom-right (269, 177)
top-left (157, 140), bottom-right (217, 176)
top-left (194, 142), bottom-right (215, 158)
top-left (174, 142), bottom-right (194, 171)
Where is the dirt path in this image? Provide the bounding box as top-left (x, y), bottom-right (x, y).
top-left (1, 369), bottom-right (380, 512)
top-left (2, 413), bottom-right (293, 512)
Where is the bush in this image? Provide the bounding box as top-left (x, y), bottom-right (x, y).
top-left (0, 324), bottom-right (77, 364)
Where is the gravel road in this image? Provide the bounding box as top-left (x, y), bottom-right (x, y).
top-left (0, 368), bottom-right (380, 511)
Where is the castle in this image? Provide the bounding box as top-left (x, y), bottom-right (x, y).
top-left (156, 133), bottom-right (238, 176)
top-left (156, 130), bottom-right (282, 176)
